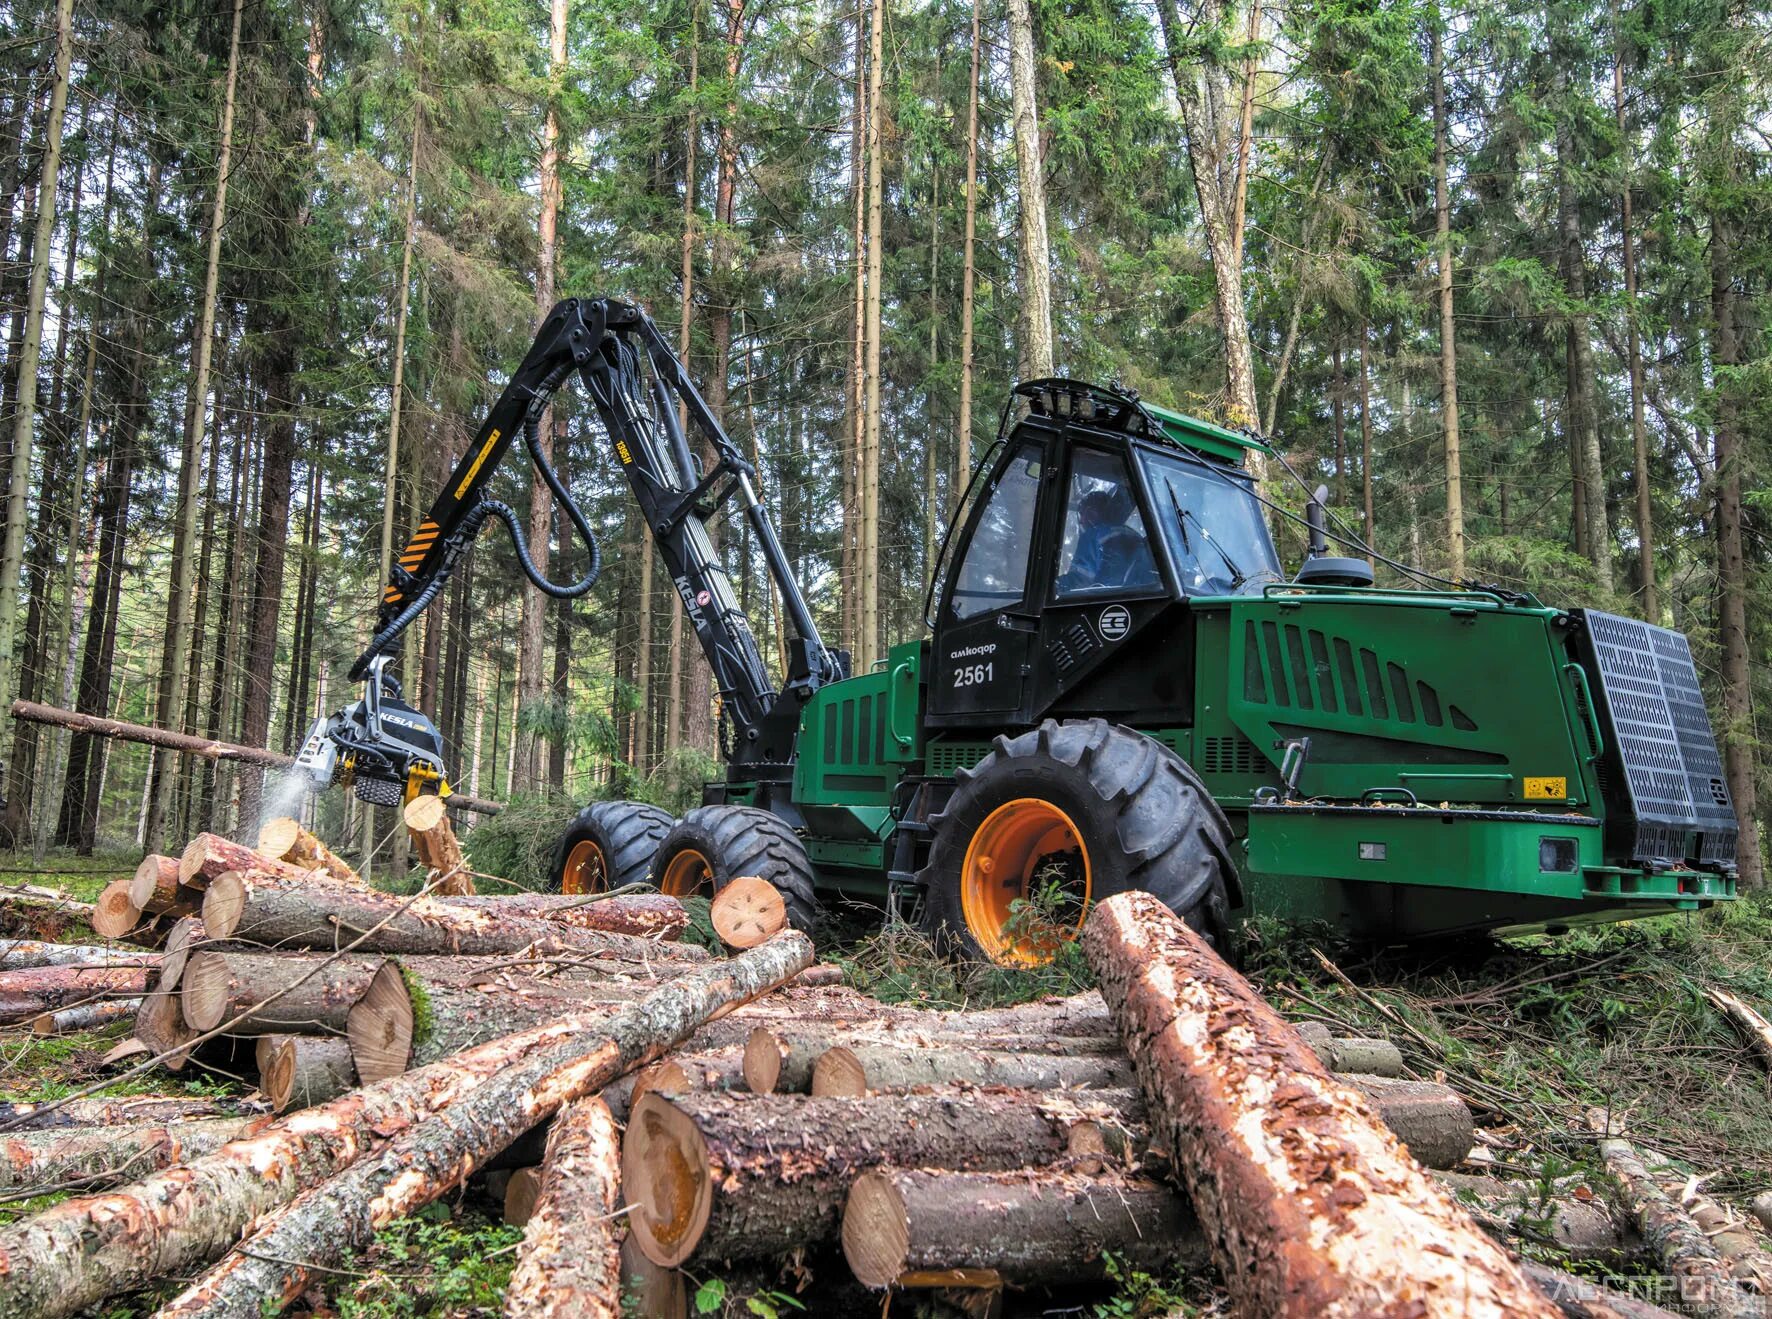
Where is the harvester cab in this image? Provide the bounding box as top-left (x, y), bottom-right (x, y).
top-left (306, 301), bottom-right (1741, 966)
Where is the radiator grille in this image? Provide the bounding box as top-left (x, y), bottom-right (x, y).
top-left (927, 742), bottom-right (990, 777)
top-left (1202, 735), bottom-right (1264, 776)
top-left (1579, 609), bottom-right (1737, 867)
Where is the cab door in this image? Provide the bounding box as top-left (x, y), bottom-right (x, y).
top-left (927, 437), bottom-right (1052, 722)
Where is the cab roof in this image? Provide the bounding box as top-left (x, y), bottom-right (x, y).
top-left (1013, 378), bottom-right (1272, 468)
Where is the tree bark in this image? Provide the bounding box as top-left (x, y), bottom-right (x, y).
top-left (956, 0), bottom-right (980, 500)
top-left (0, 1116), bottom-right (259, 1195)
top-left (1082, 891), bottom-right (1558, 1317)
top-left (624, 1086), bottom-right (1140, 1266)
top-left (1359, 318), bottom-right (1375, 561)
top-left (180, 833), bottom-right (316, 889)
top-left (153, 934), bottom-right (815, 1319)
top-left (1708, 212), bottom-right (1762, 889)
top-left (0, 964), bottom-right (153, 1023)
top-left (257, 817), bottom-right (363, 888)
top-left (0, 0), bottom-right (74, 766)
top-left (0, 941), bottom-right (160, 971)
top-left (143, 0), bottom-right (245, 852)
top-left (30, 997), bottom-right (141, 1035)
top-left (810, 1042), bottom-right (1134, 1096)
top-left (1005, 0), bottom-right (1053, 379)
top-left (844, 1167), bottom-right (1205, 1289)
top-left (855, 0), bottom-right (885, 668)
top-left (1430, 6), bottom-right (1465, 580)
top-left (503, 1098), bottom-right (623, 1319)
top-left (199, 876), bottom-right (705, 961)
top-left (179, 950), bottom-right (389, 1034)
top-left (256, 1034), bottom-right (357, 1113)
top-left (0, 1096), bottom-right (266, 1133)
top-left (437, 892), bottom-right (689, 940)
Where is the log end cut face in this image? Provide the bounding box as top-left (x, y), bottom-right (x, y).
top-left (842, 1170), bottom-right (912, 1289)
top-left (623, 1092), bottom-right (714, 1267)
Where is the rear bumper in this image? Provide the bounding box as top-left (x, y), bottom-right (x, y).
top-left (1239, 801), bottom-right (1735, 939)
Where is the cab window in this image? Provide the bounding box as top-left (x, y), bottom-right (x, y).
top-left (1054, 448), bottom-right (1160, 598)
top-left (948, 442), bottom-right (1043, 620)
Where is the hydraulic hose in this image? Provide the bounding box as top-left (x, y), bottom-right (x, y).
top-left (349, 370), bottom-right (601, 681)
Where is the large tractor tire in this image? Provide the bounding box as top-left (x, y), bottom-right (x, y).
top-left (651, 805), bottom-right (820, 932)
top-left (919, 719), bottom-right (1236, 965)
top-left (548, 801), bottom-right (675, 895)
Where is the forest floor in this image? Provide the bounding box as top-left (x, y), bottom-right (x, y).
top-left (4, 851), bottom-right (1772, 1318)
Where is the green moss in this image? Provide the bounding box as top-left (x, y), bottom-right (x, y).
top-left (398, 961), bottom-right (436, 1047)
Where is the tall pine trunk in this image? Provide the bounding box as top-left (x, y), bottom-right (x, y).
top-left (955, 0), bottom-right (980, 506)
top-left (859, 0), bottom-right (884, 669)
top-left (1430, 7), bottom-right (1464, 580)
top-left (144, 0), bottom-right (244, 851)
top-left (1005, 0), bottom-right (1052, 378)
top-left (1614, 11), bottom-right (1654, 619)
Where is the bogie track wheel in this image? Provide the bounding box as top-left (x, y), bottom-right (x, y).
top-left (919, 719), bottom-right (1236, 965)
top-left (549, 801), bottom-right (675, 895)
top-left (651, 805), bottom-right (820, 932)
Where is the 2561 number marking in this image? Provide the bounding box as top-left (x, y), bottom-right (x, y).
top-left (952, 662), bottom-right (994, 688)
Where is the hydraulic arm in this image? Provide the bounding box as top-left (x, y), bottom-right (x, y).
top-left (293, 297), bottom-right (843, 805)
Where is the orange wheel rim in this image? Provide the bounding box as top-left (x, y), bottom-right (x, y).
top-left (660, 848), bottom-right (714, 898)
top-left (562, 840), bottom-right (608, 895)
top-left (960, 797), bottom-right (1091, 966)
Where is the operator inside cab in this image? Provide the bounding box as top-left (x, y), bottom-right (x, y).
top-left (1056, 452), bottom-right (1161, 594)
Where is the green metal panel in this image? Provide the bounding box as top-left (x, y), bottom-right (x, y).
top-left (793, 670), bottom-right (898, 808)
top-left (883, 640), bottom-right (924, 764)
top-left (1141, 401), bottom-right (1272, 466)
top-left (926, 739), bottom-right (991, 776)
top-left (1194, 591), bottom-right (1593, 808)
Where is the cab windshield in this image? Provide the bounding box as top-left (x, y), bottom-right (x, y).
top-left (1138, 449), bottom-right (1282, 595)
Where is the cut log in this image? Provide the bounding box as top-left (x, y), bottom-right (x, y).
top-left (1754, 1191), bottom-right (1772, 1237)
top-left (148, 931), bottom-right (815, 1319)
top-left (1587, 1113), bottom-right (1762, 1318)
top-left (623, 1087), bottom-right (1145, 1267)
top-left (617, 1238), bottom-right (686, 1319)
top-left (503, 1098), bottom-right (623, 1319)
top-left (0, 963), bottom-right (154, 1023)
top-left (1294, 1021), bottom-right (1405, 1078)
top-left (133, 985), bottom-right (198, 1070)
top-left (843, 1167), bottom-right (1206, 1289)
top-left (809, 1042), bottom-right (1134, 1097)
top-left (1341, 1073), bottom-right (1474, 1170)
top-left (256, 1035), bottom-right (358, 1112)
top-left (502, 1165), bottom-right (544, 1226)
top-left (31, 997), bottom-right (141, 1035)
top-left (1436, 1171), bottom-right (1631, 1257)
top-left (201, 876), bottom-right (708, 961)
top-left (1707, 987), bottom-right (1772, 1073)
top-left (791, 964), bottom-right (844, 988)
top-left (257, 817), bottom-right (365, 889)
top-left (0, 1116), bottom-right (260, 1194)
top-left (127, 856), bottom-right (186, 915)
top-left (178, 833), bottom-right (314, 889)
top-left (8, 699), bottom-right (505, 816)
top-left (1081, 890), bottom-right (1559, 1318)
top-left (710, 877), bottom-right (786, 950)
top-left (404, 794), bottom-right (474, 896)
top-left (741, 1024), bottom-right (1123, 1095)
top-left (90, 880), bottom-right (146, 940)
top-left (0, 1095), bottom-right (268, 1132)
top-left (158, 918), bottom-right (206, 992)
top-left (440, 892), bottom-right (689, 941)
top-left (0, 940), bottom-right (160, 971)
top-left (179, 949), bottom-right (386, 1034)
top-left (1517, 1260), bottom-right (1689, 1319)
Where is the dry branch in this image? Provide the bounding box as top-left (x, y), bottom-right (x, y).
top-left (843, 1167), bottom-right (1206, 1289)
top-left (1707, 988), bottom-right (1772, 1073)
top-left (1082, 890), bottom-right (1558, 1318)
top-left (153, 931), bottom-right (815, 1319)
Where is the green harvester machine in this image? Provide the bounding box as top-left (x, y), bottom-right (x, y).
top-left (297, 299), bottom-right (1740, 964)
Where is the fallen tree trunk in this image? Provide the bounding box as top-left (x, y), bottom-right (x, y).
top-left (0, 1095), bottom-right (268, 1133)
top-left (810, 1042), bottom-right (1133, 1096)
top-left (404, 795), bottom-right (474, 896)
top-left (0, 882), bottom-right (96, 918)
top-left (180, 950), bottom-right (387, 1033)
top-left (127, 856), bottom-right (186, 915)
top-left (623, 1087), bottom-right (1142, 1266)
top-left (1082, 890), bottom-right (1558, 1318)
top-left (256, 1035), bottom-right (358, 1113)
top-left (0, 964), bottom-right (155, 1023)
top-left (8, 699), bottom-right (504, 816)
top-left (1707, 987), bottom-right (1772, 1074)
top-left (0, 1116), bottom-right (260, 1194)
top-left (1517, 1260), bottom-right (1688, 1319)
top-left (1588, 1114), bottom-right (1761, 1318)
top-left (741, 1024), bottom-right (1123, 1095)
top-left (843, 1167), bottom-right (1206, 1289)
top-left (201, 876), bottom-right (707, 962)
top-left (257, 817), bottom-right (364, 888)
top-left (1437, 1171), bottom-right (1632, 1257)
top-left (152, 932), bottom-right (815, 1319)
top-left (31, 997), bottom-right (141, 1035)
top-left (503, 1099), bottom-right (627, 1311)
top-left (440, 892), bottom-right (689, 941)
top-left (0, 936), bottom-right (808, 1319)
top-left (0, 941), bottom-right (160, 971)
top-left (179, 834), bottom-right (315, 890)
top-left (1294, 1021), bottom-right (1405, 1078)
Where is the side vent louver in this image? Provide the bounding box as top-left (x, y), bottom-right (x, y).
top-left (1241, 622), bottom-right (1475, 733)
top-left (1203, 735), bottom-right (1264, 775)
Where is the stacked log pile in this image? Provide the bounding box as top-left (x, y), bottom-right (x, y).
top-left (7, 846), bottom-right (1753, 1318)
